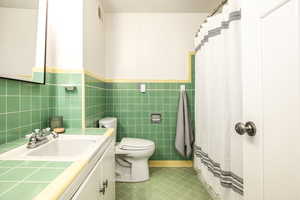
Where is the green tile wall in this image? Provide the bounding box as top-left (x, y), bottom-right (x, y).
top-left (46, 73), bottom-right (83, 129)
top-left (84, 74), bottom-right (106, 127)
top-left (0, 72), bottom-right (83, 146)
top-left (105, 55), bottom-right (195, 160)
top-left (105, 83), bottom-right (195, 160)
top-left (0, 79), bottom-right (51, 145)
top-left (1, 55), bottom-right (195, 161)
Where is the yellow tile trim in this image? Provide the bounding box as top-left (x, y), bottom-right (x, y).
top-left (189, 51), bottom-right (196, 56)
top-left (149, 160), bottom-right (193, 167)
top-left (33, 159), bottom-right (88, 200)
top-left (84, 70), bottom-right (192, 83)
top-left (42, 51), bottom-right (195, 83)
top-left (75, 128), bottom-right (115, 136)
top-left (187, 51), bottom-right (195, 82)
top-left (104, 78), bottom-right (190, 83)
top-left (17, 75), bottom-right (33, 79)
top-left (32, 67), bottom-right (45, 73)
top-left (104, 128), bottom-right (115, 137)
top-left (43, 67), bottom-right (84, 74)
top-left (84, 70), bottom-right (106, 82)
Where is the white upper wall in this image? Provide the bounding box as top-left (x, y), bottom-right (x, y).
top-left (105, 13), bottom-right (207, 80)
top-left (45, 0), bottom-right (210, 79)
top-left (83, 0), bottom-right (106, 77)
top-left (47, 0), bottom-right (83, 69)
top-left (103, 0), bottom-right (222, 13)
top-left (47, 0), bottom-right (106, 75)
top-left (0, 0), bottom-right (38, 9)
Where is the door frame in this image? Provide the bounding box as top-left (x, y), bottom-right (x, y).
top-left (241, 0), bottom-right (264, 199)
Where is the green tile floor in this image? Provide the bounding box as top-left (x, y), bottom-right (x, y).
top-left (116, 168), bottom-right (212, 200)
top-left (0, 160), bottom-right (72, 200)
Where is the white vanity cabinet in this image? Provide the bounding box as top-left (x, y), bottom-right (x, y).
top-left (72, 141), bottom-right (115, 200)
top-left (102, 141), bottom-right (115, 200)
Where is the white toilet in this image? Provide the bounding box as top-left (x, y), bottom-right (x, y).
top-left (99, 117), bottom-right (155, 182)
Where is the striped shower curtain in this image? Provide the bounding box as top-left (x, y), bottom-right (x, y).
top-left (194, 0), bottom-right (243, 200)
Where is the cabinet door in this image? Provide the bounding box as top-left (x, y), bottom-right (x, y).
top-left (72, 158), bottom-right (104, 200)
top-left (72, 141), bottom-right (115, 200)
top-left (102, 142), bottom-right (115, 200)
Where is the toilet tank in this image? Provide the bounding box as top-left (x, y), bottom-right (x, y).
top-left (99, 117), bottom-right (117, 129)
top-left (99, 118), bottom-right (117, 141)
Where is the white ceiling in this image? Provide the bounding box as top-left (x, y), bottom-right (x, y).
top-left (103, 0), bottom-right (223, 13)
top-left (0, 0), bottom-right (38, 9)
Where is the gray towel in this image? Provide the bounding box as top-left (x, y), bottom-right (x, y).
top-left (175, 90), bottom-right (194, 158)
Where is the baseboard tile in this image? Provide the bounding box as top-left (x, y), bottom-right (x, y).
top-left (149, 160), bottom-right (193, 167)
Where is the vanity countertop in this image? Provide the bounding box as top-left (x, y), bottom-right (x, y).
top-left (0, 128), bottom-right (114, 200)
top-left (64, 128), bottom-right (109, 135)
top-left (0, 128), bottom-right (110, 155)
top-left (0, 160), bottom-right (72, 200)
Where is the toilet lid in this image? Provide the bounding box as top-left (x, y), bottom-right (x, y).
top-left (119, 138), bottom-right (155, 150)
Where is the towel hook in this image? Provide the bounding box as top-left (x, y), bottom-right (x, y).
top-left (180, 85), bottom-right (186, 91)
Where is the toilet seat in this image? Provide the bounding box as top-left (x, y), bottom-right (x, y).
top-left (119, 138), bottom-right (155, 150)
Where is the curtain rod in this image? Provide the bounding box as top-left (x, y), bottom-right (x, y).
top-left (196, 0), bottom-right (228, 35)
top-left (208, 0), bottom-right (228, 17)
top-left (200, 0), bottom-right (228, 27)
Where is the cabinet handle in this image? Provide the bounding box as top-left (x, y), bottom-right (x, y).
top-left (99, 186), bottom-right (105, 195)
top-left (103, 180), bottom-right (108, 188)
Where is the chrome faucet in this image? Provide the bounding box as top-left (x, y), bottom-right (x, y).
top-left (27, 128), bottom-right (58, 149)
top-left (43, 128), bottom-right (59, 139)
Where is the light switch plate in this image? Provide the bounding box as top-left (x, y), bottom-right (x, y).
top-left (140, 84), bottom-right (146, 93)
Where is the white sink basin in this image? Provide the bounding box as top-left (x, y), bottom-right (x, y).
top-left (0, 135), bottom-right (108, 161)
top-left (27, 139), bottom-right (96, 157)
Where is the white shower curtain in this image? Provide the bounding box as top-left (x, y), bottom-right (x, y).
top-left (194, 0), bottom-right (243, 200)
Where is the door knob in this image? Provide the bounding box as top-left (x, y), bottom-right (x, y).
top-left (235, 121), bottom-right (256, 136)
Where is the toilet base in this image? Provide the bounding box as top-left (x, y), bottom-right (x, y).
top-left (116, 177), bottom-right (149, 183)
top-left (115, 157), bottom-right (150, 182)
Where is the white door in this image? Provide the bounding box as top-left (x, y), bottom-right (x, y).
top-left (242, 0), bottom-right (300, 199)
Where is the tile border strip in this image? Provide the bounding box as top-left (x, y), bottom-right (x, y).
top-left (149, 160), bottom-right (193, 167)
top-left (42, 67), bottom-right (84, 74)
